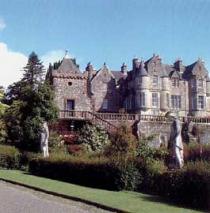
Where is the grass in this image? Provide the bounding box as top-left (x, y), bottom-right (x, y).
top-left (0, 169), bottom-right (203, 213)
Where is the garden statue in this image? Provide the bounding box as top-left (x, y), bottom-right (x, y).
top-left (40, 121), bottom-right (49, 157)
top-left (166, 112), bottom-right (184, 169)
top-left (136, 119), bottom-right (141, 139)
top-left (181, 117), bottom-right (190, 144)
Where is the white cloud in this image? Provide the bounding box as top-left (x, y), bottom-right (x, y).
top-left (0, 46), bottom-right (81, 88)
top-left (0, 18), bottom-right (6, 31)
top-left (0, 42), bottom-right (27, 88)
top-left (41, 50), bottom-right (68, 69)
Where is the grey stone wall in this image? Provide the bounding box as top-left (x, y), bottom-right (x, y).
top-left (91, 67), bottom-right (120, 112)
top-left (53, 77), bottom-right (92, 111)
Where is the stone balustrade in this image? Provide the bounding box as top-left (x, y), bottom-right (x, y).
top-left (59, 110), bottom-right (210, 124)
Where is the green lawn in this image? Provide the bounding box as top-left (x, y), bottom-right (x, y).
top-left (0, 170), bottom-right (203, 213)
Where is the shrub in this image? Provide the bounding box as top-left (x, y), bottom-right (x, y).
top-left (29, 155), bottom-right (139, 191)
top-left (136, 159), bottom-right (167, 193)
top-left (47, 130), bottom-right (70, 155)
top-left (0, 145), bottom-right (21, 169)
top-left (77, 124), bottom-right (110, 153)
top-left (136, 160), bottom-right (210, 210)
top-left (0, 119), bottom-right (7, 144)
top-left (19, 151), bottom-right (38, 170)
top-left (159, 162), bottom-right (210, 210)
top-left (184, 143), bottom-right (210, 162)
top-left (105, 124), bottom-right (137, 160)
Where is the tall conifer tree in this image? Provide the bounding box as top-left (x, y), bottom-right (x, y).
top-left (4, 52), bottom-right (58, 151)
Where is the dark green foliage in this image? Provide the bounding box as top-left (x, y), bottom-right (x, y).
top-left (0, 145), bottom-right (21, 169)
top-left (48, 131), bottom-right (64, 153)
top-left (115, 160), bottom-right (141, 191)
top-left (0, 87), bottom-right (8, 144)
top-left (4, 52), bottom-right (58, 151)
top-left (28, 154), bottom-right (140, 191)
top-left (136, 159), bottom-right (210, 210)
top-left (77, 123), bottom-right (110, 152)
top-left (105, 124), bottom-right (137, 160)
top-left (184, 143), bottom-right (210, 162)
top-left (29, 156), bottom-right (130, 190)
top-left (22, 52), bottom-right (45, 87)
top-left (136, 158), bottom-right (167, 193)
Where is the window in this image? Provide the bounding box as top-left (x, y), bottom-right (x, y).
top-left (152, 76), bottom-right (158, 87)
top-left (192, 96), bottom-right (196, 109)
top-left (66, 100), bottom-right (75, 110)
top-left (152, 93), bottom-right (158, 107)
top-left (172, 78), bottom-right (179, 87)
top-left (191, 79), bottom-right (196, 88)
top-left (129, 96), bottom-right (132, 109)
top-left (166, 93), bottom-right (170, 108)
top-left (198, 79), bottom-right (203, 88)
top-left (140, 92), bottom-right (145, 107)
top-left (198, 96), bottom-right (204, 109)
top-left (171, 95), bottom-right (181, 109)
top-left (102, 99), bottom-right (108, 110)
top-left (68, 82), bottom-right (72, 86)
top-left (136, 78), bottom-right (142, 85)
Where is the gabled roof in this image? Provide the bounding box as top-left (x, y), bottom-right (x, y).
top-left (145, 54), bottom-right (161, 67)
top-left (184, 59), bottom-right (208, 79)
top-left (91, 63), bottom-right (115, 81)
top-left (170, 70), bottom-right (181, 79)
top-left (57, 57), bottom-right (81, 75)
top-left (160, 65), bottom-right (169, 77)
top-left (138, 61), bottom-right (148, 76)
top-left (111, 71), bottom-right (123, 80)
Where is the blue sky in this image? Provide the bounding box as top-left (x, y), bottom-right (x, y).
top-left (0, 0), bottom-right (210, 87)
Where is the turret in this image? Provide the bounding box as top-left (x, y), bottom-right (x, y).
top-left (134, 60), bottom-right (150, 111)
top-left (132, 57), bottom-right (140, 71)
top-left (174, 58), bottom-right (184, 72)
top-left (121, 63), bottom-right (127, 77)
top-left (86, 62), bottom-right (94, 80)
top-left (206, 77), bottom-right (210, 96)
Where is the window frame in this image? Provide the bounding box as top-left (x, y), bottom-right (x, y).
top-left (102, 99), bottom-right (108, 110)
top-left (198, 79), bottom-right (203, 89)
top-left (152, 75), bottom-right (158, 87)
top-left (171, 95), bottom-right (181, 109)
top-left (172, 78), bottom-right (179, 87)
top-left (140, 92), bottom-right (145, 107)
top-left (198, 96), bottom-right (204, 109)
top-left (152, 93), bottom-right (158, 108)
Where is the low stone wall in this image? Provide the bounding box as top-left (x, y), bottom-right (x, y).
top-left (104, 119), bottom-right (210, 146)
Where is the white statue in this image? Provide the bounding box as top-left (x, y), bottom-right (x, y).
top-left (136, 120), bottom-right (141, 139)
top-left (40, 121), bottom-right (49, 158)
top-left (166, 112), bottom-right (184, 169)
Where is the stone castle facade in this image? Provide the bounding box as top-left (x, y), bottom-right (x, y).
top-left (47, 53), bottom-right (210, 117)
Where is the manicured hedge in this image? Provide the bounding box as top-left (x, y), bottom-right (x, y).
top-left (0, 145), bottom-right (21, 169)
top-left (137, 160), bottom-right (210, 210)
top-left (29, 155), bottom-right (137, 191)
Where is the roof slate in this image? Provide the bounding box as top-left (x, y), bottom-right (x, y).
top-left (57, 58), bottom-right (81, 75)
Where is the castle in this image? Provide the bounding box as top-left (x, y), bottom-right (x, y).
top-left (48, 53), bottom-right (210, 118)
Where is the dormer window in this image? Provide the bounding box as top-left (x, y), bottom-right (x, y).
top-left (152, 76), bottom-right (158, 87)
top-left (172, 78), bottom-right (179, 87)
top-left (198, 79), bottom-right (203, 88)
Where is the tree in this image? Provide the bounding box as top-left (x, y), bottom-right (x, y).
top-left (0, 87), bottom-right (8, 143)
top-left (4, 52), bottom-right (58, 151)
top-left (22, 52), bottom-right (45, 87)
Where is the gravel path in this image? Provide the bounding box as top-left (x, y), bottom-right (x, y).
top-left (0, 181), bottom-right (114, 213)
